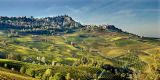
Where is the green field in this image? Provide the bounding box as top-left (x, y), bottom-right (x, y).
top-left (0, 31), bottom-right (159, 80)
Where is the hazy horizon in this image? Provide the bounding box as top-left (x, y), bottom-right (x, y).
top-left (0, 0), bottom-right (159, 38)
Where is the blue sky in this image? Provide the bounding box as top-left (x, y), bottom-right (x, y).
top-left (0, 0), bottom-right (159, 37)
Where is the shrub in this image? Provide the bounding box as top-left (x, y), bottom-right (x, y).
top-left (65, 73), bottom-right (71, 80)
top-left (49, 76), bottom-right (54, 80)
top-left (20, 66), bottom-right (26, 74)
top-left (42, 68), bottom-right (52, 80)
top-left (80, 56), bottom-right (88, 64)
top-left (4, 63), bottom-right (7, 68)
top-left (53, 72), bottom-right (65, 80)
top-left (26, 69), bottom-right (36, 78)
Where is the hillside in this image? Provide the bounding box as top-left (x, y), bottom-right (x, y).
top-left (0, 67), bottom-right (39, 80)
top-left (0, 15), bottom-right (125, 36)
top-left (0, 15), bottom-right (83, 35)
top-left (0, 15), bottom-right (159, 80)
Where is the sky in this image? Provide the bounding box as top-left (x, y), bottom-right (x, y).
top-left (0, 0), bottom-right (159, 37)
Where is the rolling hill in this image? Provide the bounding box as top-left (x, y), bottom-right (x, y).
top-left (0, 15), bottom-right (159, 80)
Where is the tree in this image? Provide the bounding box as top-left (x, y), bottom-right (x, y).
top-left (11, 68), bottom-right (14, 71)
top-left (91, 59), bottom-right (98, 66)
top-left (7, 53), bottom-right (21, 61)
top-left (65, 73), bottom-right (71, 80)
top-left (4, 63), bottom-right (7, 68)
top-left (53, 72), bottom-right (65, 80)
top-left (7, 53), bottom-right (15, 60)
top-left (25, 69), bottom-right (35, 78)
top-left (41, 56), bottom-right (46, 63)
top-left (42, 68), bottom-right (52, 80)
top-left (52, 61), bottom-right (56, 66)
top-left (49, 76), bottom-right (54, 80)
top-left (16, 54), bottom-right (22, 61)
top-left (30, 70), bottom-right (36, 78)
top-left (80, 56), bottom-right (88, 64)
top-left (32, 61), bottom-right (36, 64)
top-left (98, 70), bottom-right (106, 79)
top-left (20, 66), bottom-right (26, 73)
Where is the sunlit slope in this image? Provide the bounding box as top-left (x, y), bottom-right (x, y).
top-left (0, 70), bottom-right (36, 80)
top-left (0, 67), bottom-right (39, 80)
top-left (0, 30), bottom-right (159, 80)
top-left (0, 31), bottom-right (159, 66)
top-left (0, 59), bottom-right (103, 79)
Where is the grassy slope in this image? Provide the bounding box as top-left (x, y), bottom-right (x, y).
top-left (0, 31), bottom-right (159, 79)
top-left (0, 67), bottom-right (39, 80)
top-left (0, 59), bottom-right (102, 79)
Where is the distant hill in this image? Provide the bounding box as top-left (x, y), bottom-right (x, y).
top-left (0, 15), bottom-right (83, 35)
top-left (0, 15), bottom-right (124, 35)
